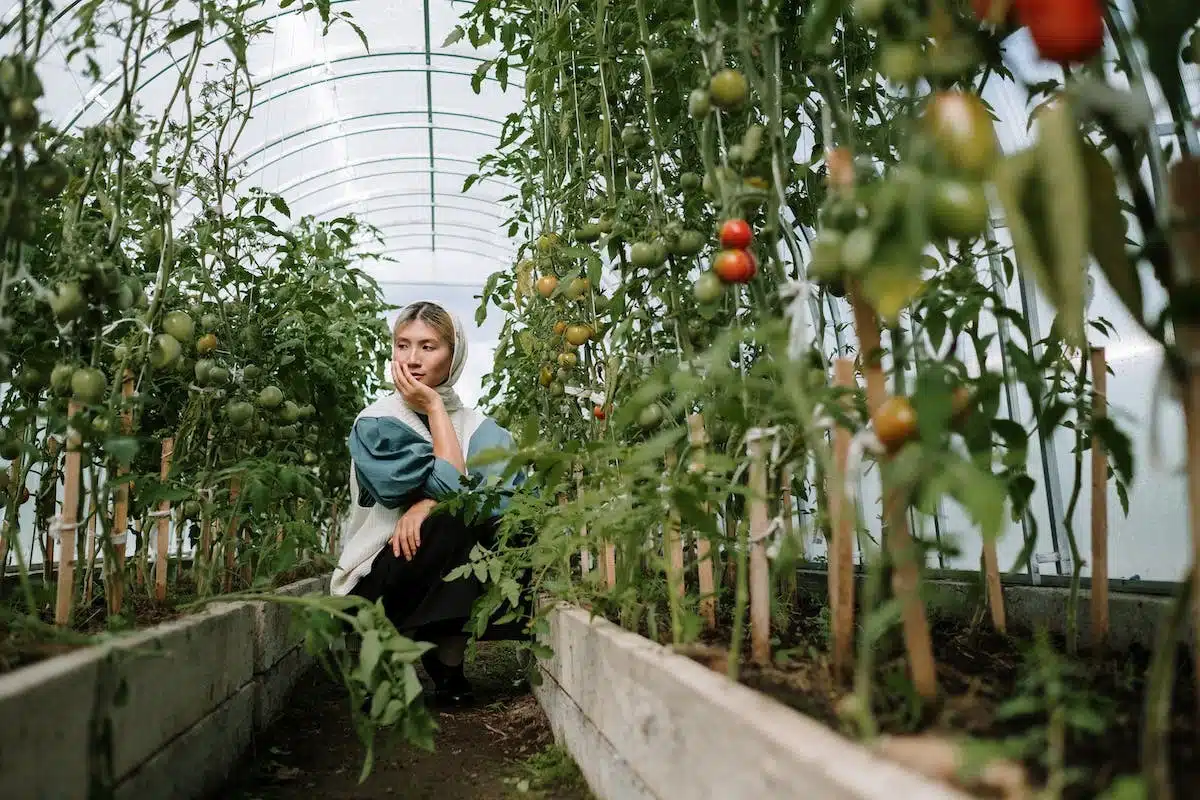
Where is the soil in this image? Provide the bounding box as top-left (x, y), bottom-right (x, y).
top-left (217, 641), bottom-right (593, 800)
top-left (0, 560), bottom-right (328, 675)
top-left (671, 588), bottom-right (1199, 799)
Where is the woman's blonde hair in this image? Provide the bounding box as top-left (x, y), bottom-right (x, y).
top-left (393, 301), bottom-right (456, 352)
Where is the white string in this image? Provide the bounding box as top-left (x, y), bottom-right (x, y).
top-left (49, 517), bottom-right (85, 543)
top-left (779, 279), bottom-right (816, 361)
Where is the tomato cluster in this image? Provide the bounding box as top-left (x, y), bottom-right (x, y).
top-left (713, 219), bottom-right (757, 284)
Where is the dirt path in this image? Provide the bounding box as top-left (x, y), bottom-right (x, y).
top-left (218, 642), bottom-right (592, 800)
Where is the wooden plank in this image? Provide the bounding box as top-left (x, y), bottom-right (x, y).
top-left (54, 406), bottom-right (83, 626)
top-left (688, 414), bottom-right (715, 628)
top-left (747, 437), bottom-right (771, 666)
top-left (155, 439), bottom-right (174, 603)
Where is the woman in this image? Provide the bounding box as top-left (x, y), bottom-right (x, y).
top-left (331, 301), bottom-right (524, 704)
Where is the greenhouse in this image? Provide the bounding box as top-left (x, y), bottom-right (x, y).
top-left (1, 0), bottom-right (1199, 797)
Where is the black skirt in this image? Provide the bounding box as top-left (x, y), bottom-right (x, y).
top-left (349, 511), bottom-right (529, 638)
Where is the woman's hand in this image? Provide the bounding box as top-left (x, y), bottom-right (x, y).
top-left (392, 361), bottom-right (444, 414)
top-left (392, 498), bottom-right (437, 561)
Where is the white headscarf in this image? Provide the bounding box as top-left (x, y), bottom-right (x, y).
top-left (394, 301), bottom-right (468, 412)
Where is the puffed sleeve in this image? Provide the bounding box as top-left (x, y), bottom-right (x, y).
top-left (349, 416), bottom-right (465, 508)
top-left (463, 418), bottom-right (528, 516)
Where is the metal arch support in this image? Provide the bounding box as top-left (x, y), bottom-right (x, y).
top-left (252, 50), bottom-right (524, 95)
top-left (273, 162), bottom-right (515, 204)
top-left (244, 67), bottom-right (521, 123)
top-left (308, 191), bottom-right (509, 219)
top-left (375, 230), bottom-right (510, 254)
top-left (371, 219), bottom-right (509, 241)
top-left (231, 110), bottom-right (505, 171)
top-left (423, 0), bottom-right (437, 252)
top-left (242, 143), bottom-right (493, 182)
top-left (60, 31), bottom-right (517, 131)
top-left (326, 200), bottom-right (508, 223)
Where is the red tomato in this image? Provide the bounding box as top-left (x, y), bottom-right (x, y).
top-left (593, 405), bottom-right (607, 420)
top-left (718, 219), bottom-right (753, 250)
top-left (1015, 0), bottom-right (1104, 65)
top-left (713, 249), bottom-right (757, 283)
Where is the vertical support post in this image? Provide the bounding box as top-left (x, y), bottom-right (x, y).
top-left (982, 541), bottom-right (1007, 633)
top-left (831, 359), bottom-right (857, 678)
top-left (54, 405), bottom-right (82, 626)
top-left (155, 438), bottom-right (174, 603)
top-left (43, 439), bottom-right (60, 583)
top-left (575, 465), bottom-right (590, 577)
top-left (849, 283), bottom-right (938, 700)
top-left (747, 436), bottom-right (771, 667)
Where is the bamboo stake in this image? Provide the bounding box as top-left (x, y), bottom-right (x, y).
top-left (109, 368), bottom-right (134, 615)
top-left (831, 358), bottom-right (857, 678)
top-left (664, 450), bottom-right (684, 598)
top-left (155, 439), bottom-right (173, 603)
top-left (781, 466), bottom-right (797, 556)
top-left (688, 413), bottom-right (715, 628)
top-left (83, 502), bottom-right (97, 606)
top-left (849, 283), bottom-right (938, 700)
top-left (982, 542), bottom-right (1006, 633)
top-left (54, 406), bottom-right (83, 626)
top-left (747, 435), bottom-right (771, 666)
top-left (1084, 351), bottom-right (1110, 650)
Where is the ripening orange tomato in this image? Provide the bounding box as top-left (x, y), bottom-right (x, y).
top-left (713, 249), bottom-right (757, 283)
top-left (873, 395), bottom-right (918, 454)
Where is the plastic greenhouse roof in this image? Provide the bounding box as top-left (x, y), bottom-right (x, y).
top-left (20, 0), bottom-right (524, 305)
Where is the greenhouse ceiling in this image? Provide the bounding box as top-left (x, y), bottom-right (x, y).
top-left (20, 0), bottom-right (524, 292)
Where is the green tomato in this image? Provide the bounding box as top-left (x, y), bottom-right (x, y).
top-left (687, 88), bottom-right (711, 119)
top-left (70, 368), bottom-right (107, 404)
top-left (150, 334), bottom-right (182, 370)
top-left (162, 310), bottom-right (195, 344)
top-left (257, 385), bottom-right (284, 409)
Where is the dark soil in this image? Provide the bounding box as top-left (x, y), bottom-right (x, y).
top-left (217, 641), bottom-right (593, 800)
top-left (0, 560), bottom-right (328, 675)
top-left (671, 590), bottom-right (1199, 798)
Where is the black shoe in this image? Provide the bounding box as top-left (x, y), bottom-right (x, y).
top-left (421, 651), bottom-right (475, 706)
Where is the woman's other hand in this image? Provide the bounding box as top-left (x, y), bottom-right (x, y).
top-left (393, 360), bottom-right (444, 414)
top-left (392, 498), bottom-right (437, 561)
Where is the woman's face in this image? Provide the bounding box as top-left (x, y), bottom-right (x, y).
top-left (393, 319), bottom-right (453, 387)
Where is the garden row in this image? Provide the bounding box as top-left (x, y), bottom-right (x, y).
top-left (448, 0), bottom-right (1200, 796)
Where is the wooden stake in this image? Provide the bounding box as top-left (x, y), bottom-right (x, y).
top-left (688, 414), bottom-right (716, 628)
top-left (108, 370), bottom-right (134, 615)
top-left (849, 283), bottom-right (938, 700)
top-left (781, 467), bottom-right (797, 557)
top-left (747, 436), bottom-right (771, 666)
top-left (982, 541), bottom-right (1006, 633)
top-left (1089, 347), bottom-right (1110, 650)
top-left (830, 359), bottom-right (857, 678)
top-left (155, 438), bottom-right (174, 603)
top-left (54, 406), bottom-right (83, 626)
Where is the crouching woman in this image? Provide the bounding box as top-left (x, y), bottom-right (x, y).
top-left (330, 301), bottom-right (524, 704)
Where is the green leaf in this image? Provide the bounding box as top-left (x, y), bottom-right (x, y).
top-left (442, 26), bottom-right (465, 47)
top-left (358, 629), bottom-right (382, 682)
top-left (1081, 143), bottom-right (1142, 322)
top-left (270, 195), bottom-right (291, 218)
top-left (165, 19), bottom-right (201, 43)
top-left (1035, 102), bottom-right (1089, 347)
top-left (946, 458), bottom-right (1007, 543)
top-left (462, 173), bottom-right (480, 193)
top-left (802, 0), bottom-right (846, 50)
top-left (344, 19), bottom-right (369, 52)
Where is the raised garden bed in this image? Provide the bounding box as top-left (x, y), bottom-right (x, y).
top-left (0, 574), bottom-right (329, 800)
top-left (533, 602), bottom-right (970, 800)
